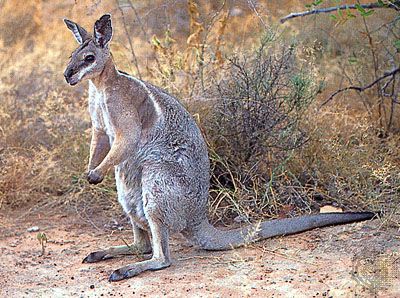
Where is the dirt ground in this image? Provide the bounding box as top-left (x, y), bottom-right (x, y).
top-left (1, 206), bottom-right (399, 298)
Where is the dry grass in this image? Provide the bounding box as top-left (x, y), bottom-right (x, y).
top-left (291, 105), bottom-right (400, 227)
top-left (0, 68), bottom-right (116, 210)
top-left (0, 0), bottom-right (398, 228)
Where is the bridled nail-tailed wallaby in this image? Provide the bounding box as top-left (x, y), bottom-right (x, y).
top-left (64, 14), bottom-right (375, 282)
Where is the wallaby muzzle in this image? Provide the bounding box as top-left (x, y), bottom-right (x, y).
top-left (64, 67), bottom-right (79, 85)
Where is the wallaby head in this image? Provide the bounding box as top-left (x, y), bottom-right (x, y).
top-left (63, 14), bottom-right (113, 86)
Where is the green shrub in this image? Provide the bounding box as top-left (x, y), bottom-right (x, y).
top-left (205, 36), bottom-right (320, 223)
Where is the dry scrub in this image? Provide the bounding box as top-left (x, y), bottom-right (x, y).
top-left (0, 0), bottom-right (399, 228)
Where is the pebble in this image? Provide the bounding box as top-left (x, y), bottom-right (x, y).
top-left (27, 226), bottom-right (40, 232)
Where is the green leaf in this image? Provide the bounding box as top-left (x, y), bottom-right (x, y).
top-left (346, 8), bottom-right (356, 18)
top-left (360, 10), bottom-right (374, 17)
top-left (37, 232), bottom-right (47, 243)
top-left (348, 57), bottom-right (358, 64)
top-left (355, 3), bottom-right (366, 13)
top-left (329, 14), bottom-right (338, 20)
top-left (355, 3), bottom-right (374, 17)
top-left (377, 0), bottom-right (385, 7)
top-left (151, 35), bottom-right (162, 48)
top-left (394, 40), bottom-right (400, 50)
top-left (312, 0), bottom-right (323, 6)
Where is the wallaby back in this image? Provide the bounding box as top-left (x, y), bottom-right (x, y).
top-left (190, 212), bottom-right (375, 251)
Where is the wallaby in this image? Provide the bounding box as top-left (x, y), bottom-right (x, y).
top-left (63, 14), bottom-right (375, 282)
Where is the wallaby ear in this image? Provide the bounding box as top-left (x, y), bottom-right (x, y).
top-left (94, 14), bottom-right (112, 48)
top-left (64, 18), bottom-right (90, 44)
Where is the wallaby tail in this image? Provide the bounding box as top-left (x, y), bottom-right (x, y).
top-left (192, 212), bottom-right (376, 251)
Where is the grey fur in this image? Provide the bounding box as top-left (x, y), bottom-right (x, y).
top-left (64, 14), bottom-right (375, 282)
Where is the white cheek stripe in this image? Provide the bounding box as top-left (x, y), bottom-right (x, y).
top-left (118, 72), bottom-right (162, 117)
top-left (77, 63), bottom-right (96, 80)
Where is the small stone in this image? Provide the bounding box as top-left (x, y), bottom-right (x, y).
top-left (61, 248), bottom-right (79, 255)
top-left (233, 215), bottom-right (248, 223)
top-left (27, 226), bottom-right (40, 232)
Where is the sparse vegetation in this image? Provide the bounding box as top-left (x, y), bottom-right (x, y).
top-left (37, 232), bottom-right (48, 256)
top-left (0, 0), bottom-right (398, 230)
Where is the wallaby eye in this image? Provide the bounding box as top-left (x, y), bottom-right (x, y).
top-left (85, 55), bottom-right (95, 63)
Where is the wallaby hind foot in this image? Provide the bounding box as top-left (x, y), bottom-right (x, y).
top-left (83, 218), bottom-right (152, 263)
top-left (82, 243), bottom-right (152, 263)
top-left (109, 213), bottom-right (172, 281)
top-left (109, 258), bottom-right (171, 282)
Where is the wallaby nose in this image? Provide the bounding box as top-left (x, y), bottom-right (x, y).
top-left (64, 68), bottom-right (73, 83)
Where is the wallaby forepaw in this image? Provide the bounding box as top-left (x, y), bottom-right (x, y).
top-left (82, 251), bottom-right (112, 263)
top-left (87, 170), bottom-right (103, 184)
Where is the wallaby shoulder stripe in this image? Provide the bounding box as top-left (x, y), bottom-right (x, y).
top-left (118, 71), bottom-right (162, 117)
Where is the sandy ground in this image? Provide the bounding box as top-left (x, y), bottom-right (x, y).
top-left (1, 207), bottom-right (399, 298)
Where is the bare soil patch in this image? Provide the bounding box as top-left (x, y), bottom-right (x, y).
top-left (1, 207), bottom-right (399, 297)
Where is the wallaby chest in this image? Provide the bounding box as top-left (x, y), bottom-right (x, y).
top-left (88, 81), bottom-right (116, 143)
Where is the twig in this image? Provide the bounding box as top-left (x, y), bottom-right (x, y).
top-left (247, 0), bottom-right (269, 30)
top-left (257, 246), bottom-right (317, 266)
top-left (178, 255), bottom-right (223, 262)
top-left (0, 192), bottom-right (4, 210)
top-left (47, 239), bottom-right (75, 244)
top-left (192, 0), bottom-right (226, 94)
top-left (362, 15), bottom-right (385, 128)
top-left (320, 67), bottom-right (400, 107)
top-left (74, 202), bottom-right (102, 231)
top-left (280, 2), bottom-right (399, 23)
top-left (127, 0), bottom-right (150, 41)
top-left (116, 0), bottom-right (142, 79)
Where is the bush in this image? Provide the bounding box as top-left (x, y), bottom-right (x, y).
top-left (204, 35), bottom-right (320, 224)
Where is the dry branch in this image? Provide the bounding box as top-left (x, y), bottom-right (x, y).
top-left (320, 67), bottom-right (400, 107)
top-left (116, 0), bottom-right (142, 79)
top-left (280, 1), bottom-right (400, 23)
